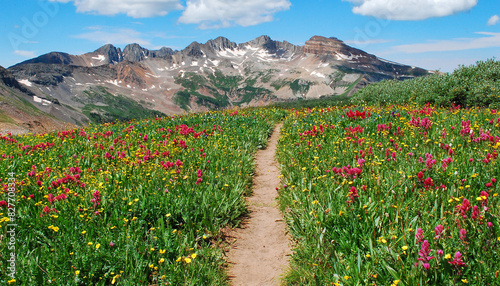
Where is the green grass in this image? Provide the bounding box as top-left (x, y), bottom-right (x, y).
top-left (174, 90), bottom-right (192, 111)
top-left (79, 86), bottom-right (165, 123)
top-left (277, 105), bottom-right (500, 285)
top-left (207, 70), bottom-right (242, 92)
top-left (0, 108), bottom-right (287, 285)
top-left (0, 110), bottom-right (16, 124)
top-left (174, 69), bottom-right (274, 109)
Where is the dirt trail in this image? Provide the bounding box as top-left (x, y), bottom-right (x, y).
top-left (226, 124), bottom-right (291, 286)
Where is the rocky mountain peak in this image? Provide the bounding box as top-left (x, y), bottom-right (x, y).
top-left (184, 41), bottom-right (204, 58)
top-left (242, 35), bottom-right (302, 58)
top-left (94, 44), bottom-right (117, 53)
top-left (205, 37), bottom-right (237, 51)
top-left (247, 35), bottom-right (273, 47)
top-left (154, 47), bottom-right (175, 57)
top-left (12, 52), bottom-right (74, 67)
top-left (304, 36), bottom-right (349, 55)
top-left (123, 43), bottom-right (148, 62)
top-left (94, 44), bottom-right (122, 63)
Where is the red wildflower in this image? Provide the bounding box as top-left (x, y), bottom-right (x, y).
top-left (417, 171), bottom-right (424, 181)
top-left (471, 205), bottom-right (480, 220)
top-left (416, 227), bottom-right (424, 243)
top-left (434, 225), bottom-right (443, 240)
top-left (48, 193), bottom-right (55, 204)
top-left (417, 240), bottom-right (434, 270)
top-left (423, 177), bottom-right (434, 189)
top-left (91, 190), bottom-right (101, 209)
top-left (459, 229), bottom-right (467, 241)
top-left (348, 186), bottom-right (359, 202)
top-left (448, 252), bottom-right (466, 267)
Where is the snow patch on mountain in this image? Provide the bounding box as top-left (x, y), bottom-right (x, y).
top-left (19, 79), bottom-right (33, 86)
top-left (311, 71), bottom-right (326, 78)
top-left (92, 55), bottom-right (106, 62)
top-left (106, 79), bottom-right (120, 87)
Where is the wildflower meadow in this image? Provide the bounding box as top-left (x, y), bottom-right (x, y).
top-left (277, 104), bottom-right (500, 285)
top-left (0, 108), bottom-right (285, 285)
top-left (1, 60), bottom-right (499, 285)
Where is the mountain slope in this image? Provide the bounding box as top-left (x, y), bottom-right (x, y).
top-left (8, 35), bottom-right (431, 125)
top-left (0, 66), bottom-right (74, 134)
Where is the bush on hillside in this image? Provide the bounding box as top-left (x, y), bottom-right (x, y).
top-left (352, 58), bottom-right (500, 108)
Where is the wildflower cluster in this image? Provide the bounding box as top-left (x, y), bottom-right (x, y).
top-left (277, 104), bottom-right (499, 285)
top-left (0, 108), bottom-right (286, 284)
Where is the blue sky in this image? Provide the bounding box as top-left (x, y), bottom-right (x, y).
top-left (2, 0), bottom-right (499, 72)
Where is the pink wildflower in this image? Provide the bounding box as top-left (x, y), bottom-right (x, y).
top-left (434, 225), bottom-right (444, 240)
top-left (459, 229), bottom-right (467, 241)
top-left (417, 240), bottom-right (434, 270)
top-left (416, 227), bottom-right (424, 243)
top-left (448, 252), bottom-right (466, 267)
top-left (471, 205), bottom-right (480, 220)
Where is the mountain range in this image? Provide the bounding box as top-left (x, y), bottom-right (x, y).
top-left (1, 35), bottom-right (431, 132)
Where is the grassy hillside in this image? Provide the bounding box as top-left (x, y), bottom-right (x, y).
top-left (173, 69), bottom-right (274, 110)
top-left (79, 86), bottom-right (165, 123)
top-left (352, 59), bottom-right (500, 108)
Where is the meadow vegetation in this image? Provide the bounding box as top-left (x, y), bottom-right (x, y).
top-left (0, 108), bottom-right (286, 285)
top-left (352, 59), bottom-right (500, 108)
top-left (1, 59), bottom-right (499, 285)
top-left (277, 104), bottom-right (499, 285)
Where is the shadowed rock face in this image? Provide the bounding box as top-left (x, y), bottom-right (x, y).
top-left (9, 64), bottom-right (74, 86)
top-left (0, 66), bottom-right (23, 90)
top-left (123, 43), bottom-right (149, 62)
top-left (94, 44), bottom-right (122, 63)
top-left (206, 37), bottom-right (238, 51)
top-left (0, 65), bottom-right (76, 134)
top-left (183, 42), bottom-right (204, 58)
top-left (6, 35), bottom-right (431, 125)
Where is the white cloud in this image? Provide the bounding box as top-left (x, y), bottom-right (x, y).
top-left (487, 15), bottom-right (500, 26)
top-left (345, 0), bottom-right (477, 20)
top-left (14, 50), bottom-right (36, 58)
top-left (392, 32), bottom-right (500, 53)
top-left (50, 0), bottom-right (183, 18)
top-left (178, 0), bottom-right (291, 29)
top-left (73, 28), bottom-right (151, 46)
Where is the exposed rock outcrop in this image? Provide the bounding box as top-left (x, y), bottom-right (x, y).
top-left (304, 36), bottom-right (349, 55)
top-left (94, 44), bottom-right (123, 63)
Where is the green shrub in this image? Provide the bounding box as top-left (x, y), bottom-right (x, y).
top-left (352, 59), bottom-right (500, 108)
